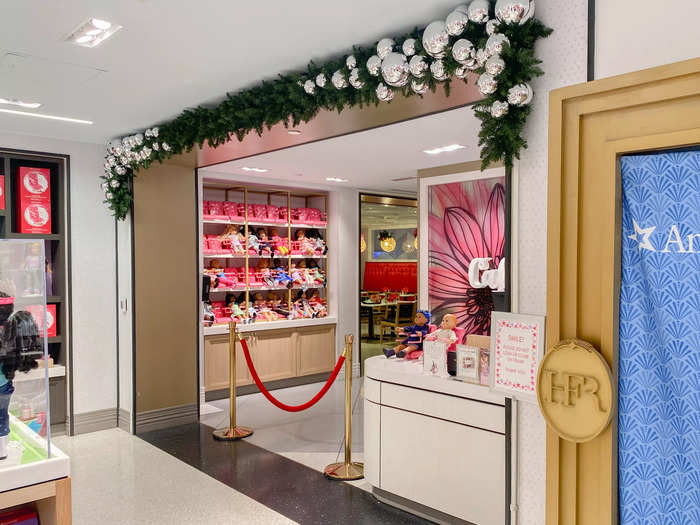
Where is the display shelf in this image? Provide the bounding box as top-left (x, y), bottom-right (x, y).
top-left (209, 284), bottom-right (325, 293)
top-left (204, 316), bottom-right (337, 335)
top-left (203, 218), bottom-right (326, 229)
top-left (203, 253), bottom-right (327, 259)
top-left (4, 233), bottom-right (61, 240)
top-left (13, 365), bottom-right (66, 384)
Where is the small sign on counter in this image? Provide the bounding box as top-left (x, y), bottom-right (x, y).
top-left (489, 312), bottom-right (545, 402)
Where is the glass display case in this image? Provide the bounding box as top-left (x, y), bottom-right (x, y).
top-left (0, 239), bottom-right (66, 489)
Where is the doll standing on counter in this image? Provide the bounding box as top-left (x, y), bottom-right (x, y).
top-left (425, 314), bottom-right (457, 346)
top-left (383, 310), bottom-right (431, 359)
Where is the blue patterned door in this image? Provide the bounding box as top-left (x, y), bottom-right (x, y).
top-left (619, 150), bottom-right (700, 525)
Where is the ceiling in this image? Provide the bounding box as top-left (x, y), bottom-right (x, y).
top-left (200, 104), bottom-right (481, 194)
top-left (362, 202), bottom-right (417, 229)
top-left (0, 0), bottom-right (466, 145)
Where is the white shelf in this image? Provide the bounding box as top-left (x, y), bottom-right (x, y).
top-left (210, 284), bottom-right (325, 293)
top-left (203, 254), bottom-right (327, 259)
top-left (203, 219), bottom-right (326, 229)
top-left (203, 316), bottom-right (337, 335)
top-left (13, 365), bottom-right (66, 384)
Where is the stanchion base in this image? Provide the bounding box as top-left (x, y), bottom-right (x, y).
top-left (324, 461), bottom-right (364, 481)
top-left (212, 426), bottom-right (253, 441)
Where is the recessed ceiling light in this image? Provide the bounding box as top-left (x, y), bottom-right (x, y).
top-left (66, 17), bottom-right (122, 48)
top-left (287, 129), bottom-right (302, 135)
top-left (326, 177), bottom-right (349, 183)
top-left (423, 144), bottom-right (466, 155)
top-left (0, 108), bottom-right (92, 125)
top-left (241, 167), bottom-right (268, 173)
top-left (0, 97), bottom-right (42, 109)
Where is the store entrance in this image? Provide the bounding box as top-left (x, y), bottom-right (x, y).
top-left (359, 195), bottom-right (417, 373)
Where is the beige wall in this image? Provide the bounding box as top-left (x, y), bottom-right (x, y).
top-left (133, 156), bottom-right (198, 414)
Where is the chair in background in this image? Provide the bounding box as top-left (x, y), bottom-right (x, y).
top-left (379, 300), bottom-right (416, 345)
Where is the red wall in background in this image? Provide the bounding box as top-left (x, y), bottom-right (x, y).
top-left (363, 262), bottom-right (417, 292)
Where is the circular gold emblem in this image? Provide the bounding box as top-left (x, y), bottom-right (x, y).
top-left (536, 339), bottom-right (614, 443)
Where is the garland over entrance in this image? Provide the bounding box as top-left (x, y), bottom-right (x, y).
top-left (102, 1), bottom-right (551, 220)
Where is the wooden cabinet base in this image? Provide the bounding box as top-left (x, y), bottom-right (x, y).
top-left (0, 476), bottom-right (72, 525)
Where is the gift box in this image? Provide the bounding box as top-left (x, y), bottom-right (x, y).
top-left (0, 175), bottom-right (5, 210)
top-left (17, 167), bottom-right (51, 234)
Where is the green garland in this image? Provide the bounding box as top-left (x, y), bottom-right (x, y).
top-left (101, 3), bottom-right (551, 220)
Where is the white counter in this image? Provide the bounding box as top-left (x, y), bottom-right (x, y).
top-left (203, 316), bottom-right (337, 335)
top-left (364, 355), bottom-right (509, 525)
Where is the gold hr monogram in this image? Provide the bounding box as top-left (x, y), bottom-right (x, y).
top-left (540, 369), bottom-right (605, 412)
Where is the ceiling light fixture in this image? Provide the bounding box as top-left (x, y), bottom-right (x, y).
top-left (241, 167), bottom-right (268, 173)
top-left (66, 17), bottom-right (122, 48)
top-left (287, 129), bottom-right (302, 135)
top-left (0, 108), bottom-right (93, 124)
top-left (423, 144), bottom-right (465, 155)
top-left (0, 97), bottom-right (42, 109)
top-left (325, 177), bottom-right (349, 183)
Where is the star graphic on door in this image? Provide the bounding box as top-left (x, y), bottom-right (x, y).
top-left (628, 219), bottom-right (656, 251)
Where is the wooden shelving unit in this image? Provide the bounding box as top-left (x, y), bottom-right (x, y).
top-left (0, 149), bottom-right (70, 432)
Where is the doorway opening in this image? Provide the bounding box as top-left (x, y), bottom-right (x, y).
top-left (359, 194), bottom-right (418, 373)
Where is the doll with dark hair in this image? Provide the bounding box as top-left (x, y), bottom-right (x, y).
top-left (1, 303), bottom-right (41, 460)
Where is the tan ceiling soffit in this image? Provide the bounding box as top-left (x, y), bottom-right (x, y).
top-left (197, 77), bottom-right (483, 168)
top-left (361, 194), bottom-right (417, 207)
top-left (417, 158), bottom-right (504, 178)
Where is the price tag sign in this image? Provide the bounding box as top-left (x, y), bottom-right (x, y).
top-left (489, 312), bottom-right (545, 402)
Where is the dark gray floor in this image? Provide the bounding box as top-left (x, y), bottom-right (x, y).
top-left (139, 423), bottom-right (431, 525)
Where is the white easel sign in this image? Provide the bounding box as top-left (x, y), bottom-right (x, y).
top-left (489, 312), bottom-right (545, 402)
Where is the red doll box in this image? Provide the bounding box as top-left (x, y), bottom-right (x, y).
top-left (17, 167), bottom-right (52, 234)
top-left (25, 304), bottom-right (57, 338)
top-left (0, 175), bottom-right (5, 210)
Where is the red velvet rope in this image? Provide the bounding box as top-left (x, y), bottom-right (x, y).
top-left (240, 338), bottom-right (346, 412)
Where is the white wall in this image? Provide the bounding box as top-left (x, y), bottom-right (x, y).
top-left (0, 131), bottom-right (117, 420)
top-left (515, 1), bottom-right (588, 524)
top-left (595, 0), bottom-right (700, 80)
top-left (117, 216), bottom-right (133, 430)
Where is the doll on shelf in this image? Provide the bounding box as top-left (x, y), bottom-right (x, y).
top-left (383, 310), bottom-right (431, 359)
top-left (306, 260), bottom-right (326, 286)
top-left (207, 259), bottom-right (224, 274)
top-left (268, 292), bottom-right (288, 318)
top-left (289, 264), bottom-right (305, 290)
top-left (247, 230), bottom-right (263, 255)
top-left (295, 230), bottom-right (316, 256)
top-left (258, 259), bottom-right (275, 287)
top-left (256, 228), bottom-right (273, 256)
top-left (270, 228), bottom-right (289, 255)
top-left (253, 293), bottom-right (277, 322)
top-left (272, 261), bottom-right (293, 288)
top-left (214, 272), bottom-right (237, 290)
top-left (23, 243), bottom-right (43, 296)
top-left (227, 295), bottom-right (245, 322)
top-left (425, 314), bottom-right (458, 347)
top-left (307, 290), bottom-right (327, 318)
top-left (219, 225), bottom-right (245, 254)
top-left (306, 228), bottom-right (328, 255)
top-left (297, 260), bottom-right (315, 287)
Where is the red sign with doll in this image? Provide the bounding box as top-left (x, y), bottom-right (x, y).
top-left (18, 167), bottom-right (52, 234)
top-left (25, 304), bottom-right (57, 338)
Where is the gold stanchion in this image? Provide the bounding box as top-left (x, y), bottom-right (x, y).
top-left (324, 334), bottom-right (364, 480)
top-left (213, 321), bottom-right (253, 441)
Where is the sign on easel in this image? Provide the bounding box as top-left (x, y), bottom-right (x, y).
top-left (489, 312), bottom-right (545, 402)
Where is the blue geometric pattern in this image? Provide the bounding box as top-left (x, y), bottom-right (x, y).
top-left (619, 151), bottom-right (700, 525)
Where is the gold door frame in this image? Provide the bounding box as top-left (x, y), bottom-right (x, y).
top-left (546, 57), bottom-right (700, 525)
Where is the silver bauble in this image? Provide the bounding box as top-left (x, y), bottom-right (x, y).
top-left (134, 133), bottom-right (144, 146)
top-left (490, 101), bottom-right (509, 118)
top-left (485, 55), bottom-right (506, 76)
top-left (377, 38), bottom-right (395, 60)
top-left (349, 68), bottom-right (364, 89)
top-left (303, 79), bottom-right (316, 95)
top-left (411, 80), bottom-right (428, 95)
top-left (452, 39), bottom-right (475, 63)
top-left (446, 8), bottom-right (469, 36)
top-left (110, 179), bottom-right (120, 188)
top-left (331, 70), bottom-right (348, 89)
top-left (454, 66), bottom-right (468, 79)
top-left (477, 73), bottom-right (498, 95)
top-left (346, 55), bottom-right (357, 70)
top-left (115, 165), bottom-right (126, 175)
top-left (315, 73), bottom-right (327, 88)
top-left (485, 33), bottom-right (510, 57)
top-left (151, 127), bottom-right (159, 138)
top-left (507, 83), bottom-right (533, 106)
top-left (152, 142), bottom-right (160, 151)
top-left (162, 142), bottom-right (171, 152)
top-left (476, 48), bottom-right (489, 66)
top-left (409, 55), bottom-right (428, 78)
top-left (430, 59), bottom-right (448, 81)
top-left (376, 83), bottom-right (394, 102)
top-left (495, 0), bottom-right (533, 25)
top-left (486, 19), bottom-right (500, 35)
top-left (467, 0), bottom-right (490, 23)
top-left (402, 38), bottom-right (416, 57)
top-left (422, 21), bottom-right (449, 58)
top-left (381, 52), bottom-right (410, 87)
top-left (367, 55), bottom-right (382, 76)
